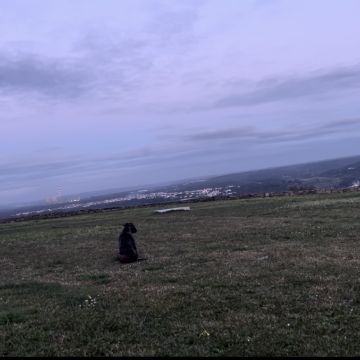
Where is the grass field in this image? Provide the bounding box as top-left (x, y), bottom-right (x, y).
top-left (1, 192), bottom-right (360, 356)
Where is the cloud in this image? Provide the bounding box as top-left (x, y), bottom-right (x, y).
top-left (0, 34), bottom-right (153, 102)
top-left (214, 64), bottom-right (360, 108)
top-left (186, 126), bottom-right (257, 141)
top-left (184, 117), bottom-right (360, 143)
top-left (74, 32), bottom-right (150, 68)
top-left (2, 115), bottom-right (356, 187)
top-left (146, 8), bottom-right (199, 42)
top-left (320, 117), bottom-right (360, 130)
top-left (185, 126), bottom-right (304, 143)
top-left (0, 145), bottom-right (198, 184)
top-left (0, 52), bottom-right (93, 98)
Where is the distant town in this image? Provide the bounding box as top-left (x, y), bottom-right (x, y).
top-left (1, 154), bottom-right (359, 222)
top-left (14, 186), bottom-right (237, 217)
top-left (10, 180), bottom-right (360, 220)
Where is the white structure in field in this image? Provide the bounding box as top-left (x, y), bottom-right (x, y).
top-left (154, 207), bottom-right (191, 214)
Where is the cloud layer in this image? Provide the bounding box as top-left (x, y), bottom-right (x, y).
top-left (214, 65), bottom-right (360, 108)
top-left (0, 52), bottom-right (92, 98)
top-left (1, 0), bottom-right (360, 204)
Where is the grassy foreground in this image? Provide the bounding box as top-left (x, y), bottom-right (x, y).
top-left (1, 192), bottom-right (360, 356)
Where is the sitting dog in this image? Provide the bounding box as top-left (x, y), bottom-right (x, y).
top-left (118, 222), bottom-right (139, 263)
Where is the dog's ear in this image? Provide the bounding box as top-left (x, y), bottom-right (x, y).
top-left (122, 223), bottom-right (129, 231)
top-left (130, 223), bottom-right (137, 233)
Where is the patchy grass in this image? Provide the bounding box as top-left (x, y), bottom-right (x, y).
top-left (1, 192), bottom-right (360, 356)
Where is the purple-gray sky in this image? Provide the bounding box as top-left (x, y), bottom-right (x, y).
top-left (1, 0), bottom-right (360, 205)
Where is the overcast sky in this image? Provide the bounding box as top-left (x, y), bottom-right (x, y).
top-left (1, 0), bottom-right (360, 205)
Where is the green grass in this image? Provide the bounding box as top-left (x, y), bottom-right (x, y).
top-left (1, 192), bottom-right (360, 356)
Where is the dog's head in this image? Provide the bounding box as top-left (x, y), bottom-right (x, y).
top-left (122, 222), bottom-right (137, 233)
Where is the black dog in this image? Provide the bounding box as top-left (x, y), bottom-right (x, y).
top-left (118, 223), bottom-right (139, 263)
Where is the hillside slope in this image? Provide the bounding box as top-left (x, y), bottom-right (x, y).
top-left (166, 155), bottom-right (360, 193)
top-left (2, 191), bottom-right (360, 356)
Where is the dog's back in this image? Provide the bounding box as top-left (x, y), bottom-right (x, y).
top-left (118, 223), bottom-right (138, 261)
